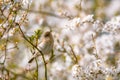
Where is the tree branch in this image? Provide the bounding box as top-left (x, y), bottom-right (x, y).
top-left (20, 8), bottom-right (65, 19)
top-left (16, 23), bottom-right (48, 80)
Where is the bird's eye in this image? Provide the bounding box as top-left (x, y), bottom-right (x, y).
top-left (44, 32), bottom-right (50, 37)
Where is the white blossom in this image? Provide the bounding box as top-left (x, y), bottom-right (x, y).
top-left (82, 14), bottom-right (94, 23)
top-left (65, 17), bottom-right (81, 30)
top-left (103, 16), bottom-right (120, 34)
top-left (22, 0), bottom-right (32, 5)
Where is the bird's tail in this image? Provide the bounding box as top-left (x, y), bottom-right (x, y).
top-left (28, 52), bottom-right (41, 63)
top-left (28, 57), bottom-right (35, 63)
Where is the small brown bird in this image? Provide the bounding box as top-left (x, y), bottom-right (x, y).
top-left (28, 31), bottom-right (54, 63)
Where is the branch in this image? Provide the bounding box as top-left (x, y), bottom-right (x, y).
top-left (20, 8), bottom-right (65, 19)
top-left (91, 34), bottom-right (99, 59)
top-left (2, 67), bottom-right (31, 80)
top-left (16, 23), bottom-right (48, 80)
top-left (28, 54), bottom-right (62, 71)
top-left (69, 45), bottom-right (78, 64)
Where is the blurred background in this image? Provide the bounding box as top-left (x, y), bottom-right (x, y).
top-left (0, 0), bottom-right (120, 80)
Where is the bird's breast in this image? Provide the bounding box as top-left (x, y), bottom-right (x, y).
top-left (38, 40), bottom-right (53, 54)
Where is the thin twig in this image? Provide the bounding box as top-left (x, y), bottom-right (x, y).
top-left (29, 54), bottom-right (62, 71)
top-left (69, 45), bottom-right (78, 64)
top-left (16, 23), bottom-right (48, 80)
top-left (91, 34), bottom-right (99, 59)
top-left (35, 36), bottom-right (39, 80)
top-left (0, 2), bottom-right (17, 39)
top-left (3, 34), bottom-right (8, 64)
top-left (35, 58), bottom-right (39, 80)
top-left (0, 67), bottom-right (31, 80)
top-left (20, 8), bottom-right (65, 19)
top-left (31, 50), bottom-right (39, 80)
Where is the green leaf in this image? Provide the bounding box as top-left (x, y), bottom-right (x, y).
top-left (34, 29), bottom-right (42, 39)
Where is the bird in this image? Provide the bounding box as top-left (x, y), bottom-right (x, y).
top-left (28, 31), bottom-right (54, 63)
